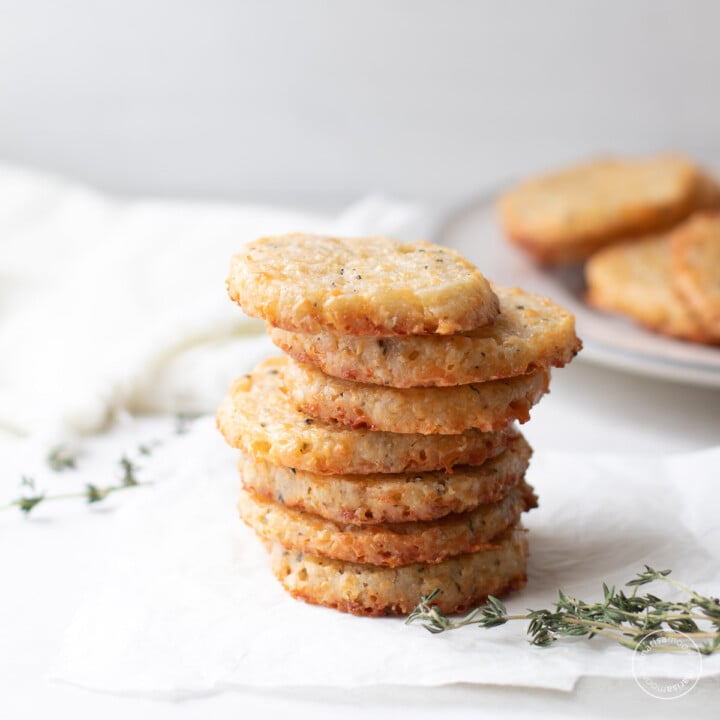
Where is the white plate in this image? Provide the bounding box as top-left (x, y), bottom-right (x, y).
top-left (437, 195), bottom-right (720, 388)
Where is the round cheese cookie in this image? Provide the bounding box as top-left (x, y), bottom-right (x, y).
top-left (269, 286), bottom-right (581, 387)
top-left (284, 358), bottom-right (549, 434)
top-left (238, 433), bottom-right (532, 525)
top-left (498, 155), bottom-right (701, 264)
top-left (216, 357), bottom-right (515, 475)
top-left (268, 526), bottom-right (529, 616)
top-left (670, 213), bottom-right (720, 337)
top-left (238, 481), bottom-right (536, 567)
top-left (226, 234), bottom-right (499, 335)
top-left (585, 234), bottom-right (718, 343)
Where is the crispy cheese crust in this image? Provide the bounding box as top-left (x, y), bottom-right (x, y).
top-left (269, 527), bottom-right (529, 616)
top-left (499, 155), bottom-right (701, 264)
top-left (227, 234), bottom-right (499, 335)
top-left (285, 358), bottom-right (549, 434)
top-left (216, 356), bottom-right (515, 474)
top-left (238, 481), bottom-right (536, 567)
top-left (238, 433), bottom-right (533, 524)
top-left (693, 172), bottom-right (720, 211)
top-left (270, 286), bottom-right (581, 387)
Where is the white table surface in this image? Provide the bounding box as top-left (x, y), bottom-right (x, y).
top-left (3, 355), bottom-right (720, 719)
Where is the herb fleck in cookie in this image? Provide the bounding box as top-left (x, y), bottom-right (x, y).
top-left (269, 526), bottom-right (528, 616)
top-left (270, 286), bottom-right (580, 387)
top-left (239, 481), bottom-right (535, 567)
top-left (285, 358), bottom-right (549, 434)
top-left (499, 155), bottom-right (700, 264)
top-left (226, 234), bottom-right (499, 335)
top-left (238, 433), bottom-right (532, 525)
top-left (671, 213), bottom-right (720, 337)
top-left (216, 357), bottom-right (515, 475)
top-left (585, 234), bottom-right (719, 343)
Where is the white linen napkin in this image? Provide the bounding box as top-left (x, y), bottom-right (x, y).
top-left (52, 418), bottom-right (720, 696)
top-left (0, 164), bottom-right (425, 439)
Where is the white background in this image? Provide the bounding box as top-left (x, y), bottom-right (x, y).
top-left (1, 0), bottom-right (720, 206)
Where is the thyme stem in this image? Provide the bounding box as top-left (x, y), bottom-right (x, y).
top-left (407, 566), bottom-right (720, 655)
top-left (3, 443), bottom-right (158, 515)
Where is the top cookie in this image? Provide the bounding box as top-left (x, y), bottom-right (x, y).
top-left (671, 213), bottom-right (720, 336)
top-left (499, 155), bottom-right (700, 264)
top-left (226, 234), bottom-right (499, 335)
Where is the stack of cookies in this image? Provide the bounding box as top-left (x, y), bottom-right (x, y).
top-left (217, 234), bottom-right (581, 616)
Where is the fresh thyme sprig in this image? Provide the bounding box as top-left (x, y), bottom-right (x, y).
top-left (6, 417), bottom-right (197, 516)
top-left (406, 566), bottom-right (720, 655)
top-left (2, 451), bottom-right (151, 515)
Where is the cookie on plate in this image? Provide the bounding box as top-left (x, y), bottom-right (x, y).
top-left (227, 234), bottom-right (499, 335)
top-left (238, 481), bottom-right (536, 567)
top-left (238, 433), bottom-right (532, 525)
top-left (585, 234), bottom-right (718, 343)
top-left (499, 155), bottom-right (701, 264)
top-left (670, 213), bottom-right (720, 336)
top-left (269, 286), bottom-right (581, 388)
top-left (285, 358), bottom-right (549, 434)
top-left (217, 357), bottom-right (515, 474)
top-left (693, 171), bottom-right (720, 211)
top-left (269, 526), bottom-right (529, 616)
